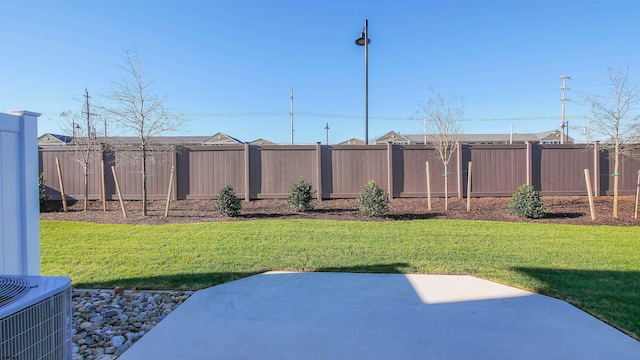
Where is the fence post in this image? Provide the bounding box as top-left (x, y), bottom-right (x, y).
top-left (172, 145), bottom-right (178, 200)
top-left (244, 143), bottom-right (250, 202)
top-left (584, 168), bottom-right (596, 220)
top-left (99, 143), bottom-right (106, 210)
top-left (55, 157), bottom-right (68, 212)
top-left (526, 142), bottom-right (532, 186)
top-left (316, 142), bottom-right (323, 202)
top-left (1, 111), bottom-right (41, 275)
top-left (593, 141), bottom-right (600, 197)
top-left (387, 142), bottom-right (393, 201)
top-left (165, 166), bottom-right (175, 217)
top-left (425, 161), bottom-right (431, 210)
top-left (457, 142), bottom-right (463, 198)
top-left (634, 170), bottom-right (640, 220)
top-left (101, 158), bottom-right (106, 211)
top-left (111, 166), bottom-right (126, 218)
top-left (466, 161), bottom-right (472, 211)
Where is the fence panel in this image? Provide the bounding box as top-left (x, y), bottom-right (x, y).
top-left (326, 145), bottom-right (388, 198)
top-left (537, 145), bottom-right (594, 195)
top-left (251, 145), bottom-right (317, 198)
top-left (393, 146), bottom-right (448, 197)
top-left (108, 148), bottom-right (173, 200)
top-left (39, 147), bottom-right (102, 200)
top-left (111, 149), bottom-right (142, 198)
top-left (177, 146), bottom-right (245, 199)
top-left (146, 151), bottom-right (174, 199)
top-left (605, 149), bottom-right (640, 195)
top-left (467, 144), bottom-right (527, 196)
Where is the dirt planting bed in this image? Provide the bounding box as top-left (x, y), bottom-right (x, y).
top-left (41, 196), bottom-right (639, 226)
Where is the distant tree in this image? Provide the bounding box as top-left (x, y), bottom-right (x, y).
top-left (59, 90), bottom-right (104, 211)
top-left (584, 65), bottom-right (640, 218)
top-left (101, 48), bottom-right (185, 216)
top-left (417, 89), bottom-right (465, 210)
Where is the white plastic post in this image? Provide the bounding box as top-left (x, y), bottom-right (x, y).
top-left (0, 110), bottom-right (41, 275)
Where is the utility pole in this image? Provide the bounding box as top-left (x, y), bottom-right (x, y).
top-left (72, 122), bottom-right (79, 140)
top-left (84, 88), bottom-right (91, 141)
top-left (559, 75), bottom-right (571, 144)
top-left (510, 124), bottom-right (513, 144)
top-left (325, 122), bottom-right (330, 145)
top-left (585, 117), bottom-right (591, 143)
top-left (290, 85), bottom-right (294, 145)
top-left (423, 118), bottom-right (427, 145)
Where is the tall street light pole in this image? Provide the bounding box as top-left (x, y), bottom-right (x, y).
top-left (355, 19), bottom-right (370, 144)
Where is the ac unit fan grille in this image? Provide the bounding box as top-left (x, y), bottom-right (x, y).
top-left (0, 284), bottom-right (72, 360)
top-left (0, 276), bottom-right (31, 308)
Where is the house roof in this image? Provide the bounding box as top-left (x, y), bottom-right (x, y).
top-left (535, 131), bottom-right (564, 142)
top-left (38, 133), bottom-right (72, 145)
top-left (337, 138), bottom-right (366, 145)
top-left (373, 130), bottom-right (573, 144)
top-left (79, 136), bottom-right (212, 145)
top-left (38, 133), bottom-right (244, 146)
top-left (202, 132), bottom-right (243, 145)
top-left (374, 131), bottom-right (412, 144)
top-left (249, 138), bottom-right (276, 145)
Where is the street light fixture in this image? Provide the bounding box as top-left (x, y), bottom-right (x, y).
top-left (355, 19), bottom-right (370, 144)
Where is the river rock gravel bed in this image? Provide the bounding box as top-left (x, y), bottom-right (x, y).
top-left (71, 289), bottom-right (193, 360)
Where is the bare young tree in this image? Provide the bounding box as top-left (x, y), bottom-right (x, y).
top-left (102, 48), bottom-right (185, 216)
top-left (417, 90), bottom-right (465, 210)
top-left (59, 89), bottom-right (103, 211)
top-left (584, 65), bottom-right (640, 218)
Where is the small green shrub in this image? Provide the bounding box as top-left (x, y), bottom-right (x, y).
top-left (506, 184), bottom-right (547, 219)
top-left (287, 177), bottom-right (315, 212)
top-left (358, 180), bottom-right (389, 217)
top-left (216, 185), bottom-right (242, 217)
top-left (39, 173), bottom-right (50, 211)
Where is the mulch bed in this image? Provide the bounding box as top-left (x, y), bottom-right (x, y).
top-left (41, 196), bottom-right (639, 226)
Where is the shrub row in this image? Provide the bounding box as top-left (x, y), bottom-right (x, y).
top-left (42, 172), bottom-right (542, 219)
top-left (215, 178), bottom-right (391, 217)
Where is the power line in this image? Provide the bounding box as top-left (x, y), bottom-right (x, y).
top-left (185, 111), bottom-right (589, 122)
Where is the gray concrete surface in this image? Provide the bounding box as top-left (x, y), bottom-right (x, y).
top-left (120, 272), bottom-right (640, 359)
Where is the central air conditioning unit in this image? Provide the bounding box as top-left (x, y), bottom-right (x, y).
top-left (0, 275), bottom-right (72, 360)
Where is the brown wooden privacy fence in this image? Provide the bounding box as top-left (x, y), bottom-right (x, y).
top-left (39, 143), bottom-right (640, 201)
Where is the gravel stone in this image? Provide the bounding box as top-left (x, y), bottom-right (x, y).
top-left (71, 289), bottom-right (191, 359)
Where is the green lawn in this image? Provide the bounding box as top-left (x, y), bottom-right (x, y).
top-left (41, 219), bottom-right (640, 339)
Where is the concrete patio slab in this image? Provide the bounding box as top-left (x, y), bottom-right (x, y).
top-left (120, 272), bottom-right (640, 360)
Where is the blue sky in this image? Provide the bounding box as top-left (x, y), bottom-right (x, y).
top-left (1, 0), bottom-right (638, 144)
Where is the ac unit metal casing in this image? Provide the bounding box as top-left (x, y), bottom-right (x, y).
top-left (0, 275), bottom-right (72, 360)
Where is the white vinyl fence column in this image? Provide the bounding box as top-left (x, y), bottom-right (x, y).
top-left (0, 110), bottom-right (41, 275)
